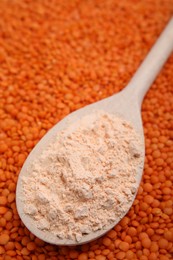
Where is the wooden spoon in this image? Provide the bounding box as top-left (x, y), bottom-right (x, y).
top-left (16, 18), bottom-right (173, 246)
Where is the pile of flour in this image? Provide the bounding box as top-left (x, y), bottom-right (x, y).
top-left (22, 111), bottom-right (143, 242)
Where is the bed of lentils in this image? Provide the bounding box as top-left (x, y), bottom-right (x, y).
top-left (0, 0), bottom-right (173, 260)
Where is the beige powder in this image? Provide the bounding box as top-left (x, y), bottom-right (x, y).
top-left (22, 111), bottom-right (143, 242)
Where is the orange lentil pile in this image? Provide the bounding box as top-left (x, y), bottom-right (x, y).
top-left (0, 0), bottom-right (173, 259)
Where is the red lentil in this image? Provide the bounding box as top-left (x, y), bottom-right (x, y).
top-left (78, 252), bottom-right (88, 260)
top-left (0, 0), bottom-right (173, 259)
top-left (118, 241), bottom-right (130, 252)
top-left (0, 234), bottom-right (10, 245)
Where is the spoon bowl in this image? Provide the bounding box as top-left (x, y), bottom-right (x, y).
top-left (16, 93), bottom-right (144, 246)
top-left (16, 18), bottom-right (173, 246)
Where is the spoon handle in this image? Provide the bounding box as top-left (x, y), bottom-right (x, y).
top-left (124, 17), bottom-right (173, 107)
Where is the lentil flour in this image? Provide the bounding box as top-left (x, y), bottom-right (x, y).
top-left (22, 111), bottom-right (143, 242)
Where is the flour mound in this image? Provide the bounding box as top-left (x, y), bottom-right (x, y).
top-left (22, 111), bottom-right (143, 241)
